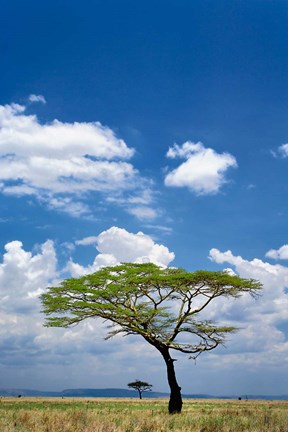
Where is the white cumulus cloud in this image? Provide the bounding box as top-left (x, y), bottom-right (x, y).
top-left (0, 227), bottom-right (175, 388)
top-left (208, 247), bottom-right (288, 367)
top-left (0, 101), bottom-right (155, 218)
top-left (69, 226), bottom-right (175, 276)
top-left (278, 143), bottom-right (288, 158)
top-left (28, 94), bottom-right (46, 104)
top-left (0, 240), bottom-right (57, 313)
top-left (164, 141), bottom-right (237, 194)
top-left (266, 244), bottom-right (288, 260)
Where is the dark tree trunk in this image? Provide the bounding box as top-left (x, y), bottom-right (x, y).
top-left (159, 347), bottom-right (182, 414)
top-left (138, 389), bottom-right (142, 399)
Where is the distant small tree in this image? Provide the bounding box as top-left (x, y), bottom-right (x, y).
top-left (41, 263), bottom-right (261, 414)
top-left (127, 379), bottom-right (153, 399)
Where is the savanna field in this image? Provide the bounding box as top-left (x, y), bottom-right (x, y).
top-left (0, 397), bottom-right (288, 432)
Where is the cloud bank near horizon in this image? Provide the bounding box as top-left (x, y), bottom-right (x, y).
top-left (1, 226), bottom-right (288, 392)
top-left (208, 247), bottom-right (288, 372)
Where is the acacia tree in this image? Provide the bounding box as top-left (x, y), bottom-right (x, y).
top-left (127, 379), bottom-right (153, 399)
top-left (41, 263), bottom-right (261, 414)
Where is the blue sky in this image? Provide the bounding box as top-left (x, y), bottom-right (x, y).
top-left (0, 0), bottom-right (288, 395)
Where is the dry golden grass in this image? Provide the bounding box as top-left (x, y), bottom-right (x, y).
top-left (0, 397), bottom-right (287, 432)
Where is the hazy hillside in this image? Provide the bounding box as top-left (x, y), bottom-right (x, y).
top-left (0, 388), bottom-right (287, 400)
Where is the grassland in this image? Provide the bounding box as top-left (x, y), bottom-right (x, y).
top-left (0, 397), bottom-right (287, 432)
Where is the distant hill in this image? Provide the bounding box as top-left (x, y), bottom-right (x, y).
top-left (0, 388), bottom-right (287, 400)
top-left (0, 387), bottom-right (213, 399)
top-left (62, 388), bottom-right (166, 398)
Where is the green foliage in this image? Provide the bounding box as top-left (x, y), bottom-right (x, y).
top-left (41, 263), bottom-right (262, 358)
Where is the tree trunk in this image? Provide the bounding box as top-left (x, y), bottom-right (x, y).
top-left (159, 347), bottom-right (182, 414)
top-left (138, 389), bottom-right (142, 399)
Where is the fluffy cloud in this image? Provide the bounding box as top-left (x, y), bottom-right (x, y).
top-left (209, 247), bottom-right (288, 368)
top-left (0, 226), bottom-right (174, 311)
top-left (164, 141), bottom-right (237, 194)
top-left (0, 102), bottom-right (154, 218)
top-left (28, 94), bottom-right (46, 104)
top-left (69, 226), bottom-right (175, 276)
top-left (0, 103), bottom-right (133, 160)
top-left (0, 227), bottom-right (175, 388)
top-left (1, 233), bottom-right (288, 393)
top-left (278, 143), bottom-right (288, 158)
top-left (127, 206), bottom-right (158, 220)
top-left (266, 244), bottom-right (288, 260)
top-left (0, 240), bottom-right (57, 313)
top-left (0, 239), bottom-right (58, 373)
top-left (75, 236), bottom-right (98, 246)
